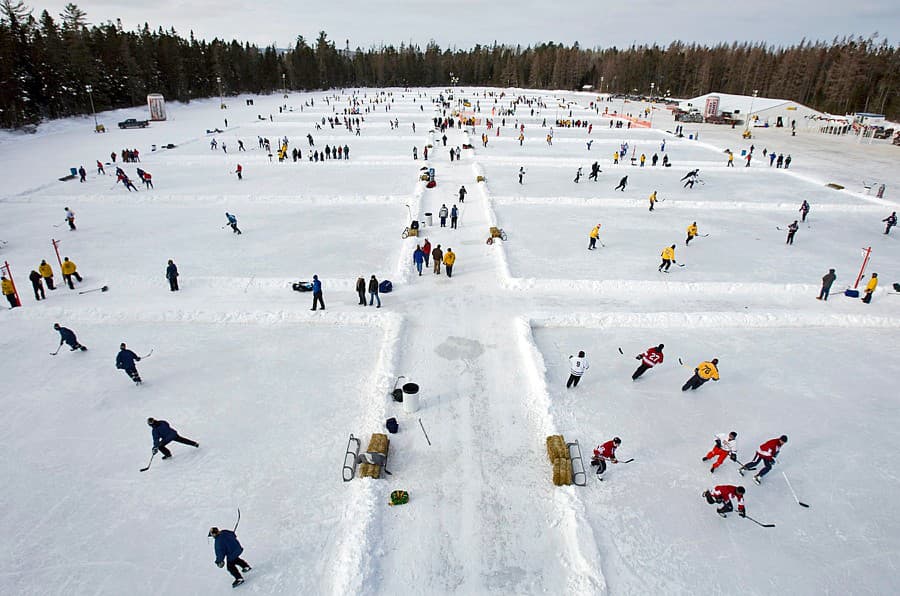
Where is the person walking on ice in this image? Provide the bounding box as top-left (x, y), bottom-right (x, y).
top-left (518, 166), bottom-right (526, 184)
top-left (799, 200), bottom-right (810, 222)
top-left (703, 431), bottom-right (738, 473)
top-left (458, 185), bottom-right (467, 203)
top-left (443, 248), bottom-right (456, 278)
top-left (574, 167), bottom-right (582, 183)
top-left (658, 244), bottom-right (676, 272)
top-left (209, 526), bottom-right (252, 588)
top-left (39, 260), bottom-right (55, 290)
top-left (686, 222), bottom-right (698, 246)
top-left (681, 358), bottom-right (719, 391)
top-left (61, 257), bottom-right (82, 289)
top-left (368, 275), bottom-right (381, 307)
top-left (311, 274), bottom-right (325, 311)
top-left (567, 351), bottom-right (589, 388)
top-left (786, 220), bottom-right (799, 245)
top-left (741, 435), bottom-right (788, 484)
top-left (116, 342), bottom-right (143, 384)
top-left (438, 204), bottom-right (448, 227)
top-left (588, 223), bottom-right (601, 250)
top-left (147, 417), bottom-right (199, 459)
top-left (432, 244), bottom-right (443, 275)
top-left (54, 323), bottom-right (87, 352)
top-left (225, 212), bottom-right (242, 234)
top-left (614, 175), bottom-right (628, 191)
top-left (2, 276), bottom-right (18, 309)
top-left (413, 245), bottom-right (425, 276)
top-left (166, 259), bottom-right (179, 291)
top-left (29, 269), bottom-right (45, 301)
top-left (703, 484), bottom-right (746, 518)
top-left (632, 344), bottom-right (664, 380)
top-left (818, 268), bottom-right (836, 300)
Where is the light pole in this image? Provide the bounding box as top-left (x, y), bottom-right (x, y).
top-left (86, 84), bottom-right (98, 131)
top-left (216, 76), bottom-right (224, 109)
top-left (649, 82), bottom-right (655, 126)
top-left (282, 73), bottom-right (287, 99)
top-left (745, 89), bottom-right (758, 133)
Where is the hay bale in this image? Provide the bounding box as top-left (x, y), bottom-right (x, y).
top-left (553, 458), bottom-right (572, 486)
top-left (476, 175), bottom-right (485, 182)
top-left (367, 433), bottom-right (389, 455)
top-left (358, 463), bottom-right (377, 478)
top-left (546, 435), bottom-right (567, 461)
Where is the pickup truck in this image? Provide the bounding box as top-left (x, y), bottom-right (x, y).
top-left (118, 118), bottom-right (149, 129)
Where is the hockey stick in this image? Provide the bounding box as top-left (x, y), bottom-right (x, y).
top-left (699, 233), bottom-right (710, 237)
top-left (78, 285), bottom-right (109, 295)
top-left (139, 451), bottom-right (156, 472)
top-left (418, 418), bottom-right (432, 446)
top-left (50, 344), bottom-right (63, 356)
top-left (743, 514), bottom-right (775, 528)
top-left (234, 508), bottom-right (241, 532)
top-left (776, 226), bottom-right (784, 231)
top-left (782, 471), bottom-right (810, 508)
top-left (617, 347), bottom-right (624, 355)
top-left (141, 349), bottom-right (154, 359)
top-left (616, 458), bottom-right (635, 464)
top-left (676, 263), bottom-right (686, 267)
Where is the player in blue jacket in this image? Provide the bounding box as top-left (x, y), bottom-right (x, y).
top-left (53, 323), bottom-right (87, 351)
top-left (116, 343), bottom-right (142, 384)
top-left (209, 527), bottom-right (251, 588)
top-left (147, 418), bottom-right (198, 459)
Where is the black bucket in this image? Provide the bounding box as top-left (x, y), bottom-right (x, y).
top-left (392, 388), bottom-right (403, 402)
top-left (386, 417), bottom-right (399, 434)
top-left (402, 382), bottom-right (419, 396)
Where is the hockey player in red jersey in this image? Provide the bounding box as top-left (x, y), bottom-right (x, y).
top-left (590, 437), bottom-right (621, 477)
top-left (703, 431), bottom-right (738, 473)
top-left (632, 344), bottom-right (664, 380)
top-left (703, 484), bottom-right (746, 518)
top-left (742, 435), bottom-right (788, 484)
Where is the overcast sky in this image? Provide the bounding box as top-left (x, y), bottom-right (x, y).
top-left (31, 0), bottom-right (899, 50)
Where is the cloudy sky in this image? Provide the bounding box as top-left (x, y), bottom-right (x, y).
top-left (31, 0), bottom-right (899, 49)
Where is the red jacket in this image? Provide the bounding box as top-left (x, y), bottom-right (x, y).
top-left (712, 485), bottom-right (745, 512)
top-left (756, 438), bottom-right (783, 461)
top-left (641, 347), bottom-right (664, 367)
top-left (423, 241), bottom-right (432, 256)
top-left (594, 440), bottom-right (618, 460)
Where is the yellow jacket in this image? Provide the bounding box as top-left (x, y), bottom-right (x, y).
top-left (39, 262), bottom-right (54, 277)
top-left (640, 154), bottom-right (646, 163)
top-left (649, 192), bottom-right (657, 203)
top-left (866, 277), bottom-right (878, 292)
top-left (443, 251), bottom-right (456, 266)
top-left (61, 260), bottom-right (77, 275)
top-left (687, 224), bottom-right (698, 237)
top-left (590, 225), bottom-right (600, 239)
top-left (1, 278), bottom-right (14, 295)
top-left (661, 246), bottom-right (675, 260)
top-left (697, 361), bottom-right (720, 380)
top-left (613, 152), bottom-right (619, 160)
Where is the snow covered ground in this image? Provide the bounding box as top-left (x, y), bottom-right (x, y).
top-left (1, 86), bottom-right (899, 595)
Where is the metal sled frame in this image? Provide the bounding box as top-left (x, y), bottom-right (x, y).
top-left (342, 434), bottom-right (361, 482)
top-left (567, 440), bottom-right (588, 487)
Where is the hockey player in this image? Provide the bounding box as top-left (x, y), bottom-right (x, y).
top-left (742, 435), bottom-right (788, 484)
top-left (703, 484), bottom-right (746, 518)
top-left (818, 268), bottom-right (836, 300)
top-left (61, 257), bottom-right (82, 289)
top-left (116, 343), bottom-right (143, 384)
top-left (588, 224), bottom-right (601, 250)
top-left (147, 417), bottom-right (199, 459)
top-left (686, 222), bottom-right (698, 246)
top-left (589, 161), bottom-right (601, 181)
top-left (574, 167), bottom-right (582, 183)
top-left (64, 207), bottom-right (76, 231)
top-left (703, 431), bottom-right (738, 473)
top-left (799, 200), bottom-right (810, 222)
top-left (567, 351), bottom-right (589, 388)
top-left (632, 344), bottom-right (664, 380)
top-left (225, 212), bottom-right (242, 234)
top-left (658, 244), bottom-right (676, 272)
top-left (166, 259), bottom-right (179, 291)
top-left (614, 175), bottom-right (628, 191)
top-left (54, 323), bottom-right (87, 351)
top-left (518, 166), bottom-right (526, 184)
top-left (862, 272), bottom-right (878, 304)
top-left (28, 269), bottom-right (45, 300)
top-left (39, 259), bottom-right (55, 290)
top-left (681, 358), bottom-right (719, 391)
top-left (648, 191), bottom-right (657, 211)
top-left (883, 212), bottom-right (897, 235)
top-left (786, 220), bottom-right (799, 245)
top-left (209, 527), bottom-right (251, 588)
top-left (591, 437), bottom-right (622, 477)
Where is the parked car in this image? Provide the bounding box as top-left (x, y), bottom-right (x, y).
top-left (118, 118), bottom-right (149, 129)
top-left (872, 127), bottom-right (894, 139)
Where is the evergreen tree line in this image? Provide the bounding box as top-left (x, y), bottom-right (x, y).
top-left (1, 1), bottom-right (897, 128)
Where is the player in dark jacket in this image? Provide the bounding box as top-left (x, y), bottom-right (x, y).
top-left (147, 418), bottom-right (198, 459)
top-left (116, 343), bottom-right (142, 384)
top-left (166, 260), bottom-right (179, 291)
top-left (54, 323), bottom-right (87, 351)
top-left (209, 527), bottom-right (251, 588)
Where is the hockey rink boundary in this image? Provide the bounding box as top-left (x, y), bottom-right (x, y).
top-left (529, 311), bottom-right (900, 330)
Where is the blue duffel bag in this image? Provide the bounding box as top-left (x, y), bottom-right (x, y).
top-left (379, 280), bottom-right (393, 293)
